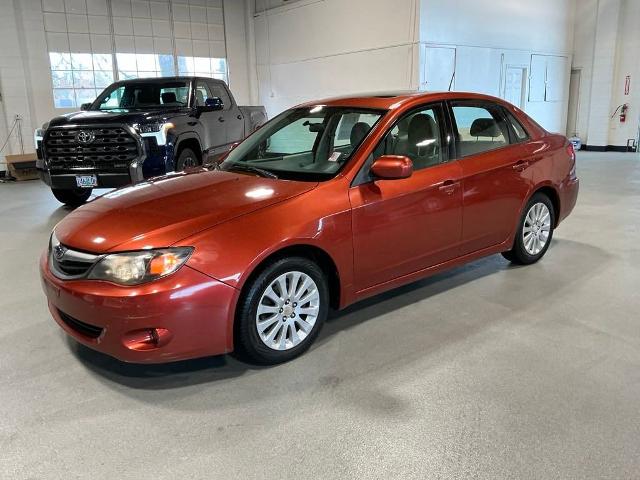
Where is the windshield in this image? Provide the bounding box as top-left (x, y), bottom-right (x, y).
top-left (93, 80), bottom-right (190, 111)
top-left (220, 106), bottom-right (385, 181)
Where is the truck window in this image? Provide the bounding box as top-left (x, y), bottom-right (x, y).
top-left (208, 82), bottom-right (232, 110)
top-left (194, 81), bottom-right (213, 107)
top-left (95, 80), bottom-right (190, 110)
top-left (100, 85), bottom-right (125, 109)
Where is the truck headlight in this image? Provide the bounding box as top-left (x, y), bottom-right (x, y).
top-left (136, 122), bottom-right (174, 146)
top-left (87, 247), bottom-right (193, 285)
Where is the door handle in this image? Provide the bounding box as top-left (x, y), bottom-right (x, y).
top-left (218, 117), bottom-right (225, 122)
top-left (187, 121), bottom-right (197, 126)
top-left (438, 180), bottom-right (458, 195)
top-left (237, 114), bottom-right (243, 120)
top-left (512, 160), bottom-right (529, 171)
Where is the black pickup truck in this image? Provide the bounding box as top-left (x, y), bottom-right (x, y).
top-left (35, 77), bottom-right (267, 206)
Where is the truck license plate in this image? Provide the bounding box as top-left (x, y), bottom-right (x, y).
top-left (75, 175), bottom-right (97, 188)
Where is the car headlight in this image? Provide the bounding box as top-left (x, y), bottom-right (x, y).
top-left (87, 247), bottom-right (193, 286)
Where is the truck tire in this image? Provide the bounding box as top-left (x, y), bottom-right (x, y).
top-left (175, 147), bottom-right (200, 171)
top-left (51, 188), bottom-right (92, 207)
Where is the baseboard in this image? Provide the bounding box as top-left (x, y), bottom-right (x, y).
top-left (581, 144), bottom-right (637, 153)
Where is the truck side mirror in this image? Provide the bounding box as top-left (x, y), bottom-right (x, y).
top-left (80, 103), bottom-right (92, 111)
top-left (198, 97), bottom-right (224, 112)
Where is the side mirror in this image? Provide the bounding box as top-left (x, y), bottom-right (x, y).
top-left (80, 103), bottom-right (92, 111)
top-left (371, 155), bottom-right (413, 180)
top-left (198, 97), bottom-right (224, 112)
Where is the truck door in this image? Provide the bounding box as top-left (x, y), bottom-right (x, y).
top-left (208, 80), bottom-right (244, 145)
top-left (194, 80), bottom-right (226, 153)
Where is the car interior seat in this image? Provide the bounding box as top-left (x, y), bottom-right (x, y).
top-left (161, 92), bottom-right (180, 106)
top-left (404, 114), bottom-right (440, 169)
top-left (350, 122), bottom-right (371, 150)
top-left (134, 88), bottom-right (158, 107)
top-left (458, 117), bottom-right (506, 156)
top-left (195, 90), bottom-right (205, 106)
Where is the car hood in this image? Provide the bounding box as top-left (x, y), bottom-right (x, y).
top-left (48, 108), bottom-right (189, 127)
top-left (54, 170), bottom-right (317, 253)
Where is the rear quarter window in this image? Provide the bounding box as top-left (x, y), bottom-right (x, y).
top-left (504, 109), bottom-right (530, 142)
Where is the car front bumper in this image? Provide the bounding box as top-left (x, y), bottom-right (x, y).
top-left (40, 251), bottom-right (239, 363)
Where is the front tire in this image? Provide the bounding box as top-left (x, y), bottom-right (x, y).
top-left (235, 257), bottom-right (329, 365)
top-left (175, 147), bottom-right (200, 171)
top-left (502, 192), bottom-right (555, 265)
top-left (51, 188), bottom-right (92, 207)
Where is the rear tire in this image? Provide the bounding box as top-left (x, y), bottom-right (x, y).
top-left (175, 147), bottom-right (200, 171)
top-left (502, 192), bottom-right (555, 265)
top-left (235, 257), bottom-right (329, 365)
top-left (51, 188), bottom-right (92, 207)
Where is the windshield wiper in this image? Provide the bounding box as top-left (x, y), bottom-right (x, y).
top-left (225, 164), bottom-right (278, 179)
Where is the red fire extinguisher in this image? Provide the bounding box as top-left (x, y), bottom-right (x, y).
top-left (620, 103), bottom-right (629, 123)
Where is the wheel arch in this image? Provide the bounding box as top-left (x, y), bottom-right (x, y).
top-left (506, 183), bottom-right (561, 252)
top-left (531, 184), bottom-right (561, 227)
top-left (174, 133), bottom-right (203, 166)
top-left (237, 243), bottom-right (342, 312)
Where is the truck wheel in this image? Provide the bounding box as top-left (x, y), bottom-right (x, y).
top-left (175, 147), bottom-right (200, 171)
top-left (51, 188), bottom-right (92, 207)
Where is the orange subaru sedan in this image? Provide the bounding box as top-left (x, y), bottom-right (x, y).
top-left (41, 92), bottom-right (578, 365)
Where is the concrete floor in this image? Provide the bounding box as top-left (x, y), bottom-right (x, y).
top-left (1, 151), bottom-right (639, 479)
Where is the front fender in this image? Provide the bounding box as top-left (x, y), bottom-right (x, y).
top-left (177, 181), bottom-right (354, 303)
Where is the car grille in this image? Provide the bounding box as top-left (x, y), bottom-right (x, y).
top-left (44, 126), bottom-right (140, 173)
top-left (58, 309), bottom-right (103, 339)
top-left (50, 246), bottom-right (101, 279)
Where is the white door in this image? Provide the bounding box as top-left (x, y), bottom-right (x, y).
top-left (503, 66), bottom-right (526, 109)
top-left (422, 46), bottom-right (456, 92)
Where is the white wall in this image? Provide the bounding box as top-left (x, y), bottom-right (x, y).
top-left (0, 0), bottom-right (42, 166)
top-left (571, 0), bottom-right (598, 141)
top-left (253, 0), bottom-right (575, 132)
top-left (253, 0), bottom-right (420, 117)
top-left (223, 0), bottom-right (252, 105)
top-left (606, 0), bottom-right (640, 147)
top-left (420, 0), bottom-right (574, 52)
top-left (419, 0), bottom-right (575, 133)
top-left (584, 0), bottom-right (622, 147)
top-left (572, 0), bottom-right (640, 149)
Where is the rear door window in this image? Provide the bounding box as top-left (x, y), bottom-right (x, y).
top-left (450, 102), bottom-right (511, 157)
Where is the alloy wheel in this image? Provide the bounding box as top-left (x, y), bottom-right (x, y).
top-left (522, 202), bottom-right (552, 255)
top-left (255, 271), bottom-right (320, 351)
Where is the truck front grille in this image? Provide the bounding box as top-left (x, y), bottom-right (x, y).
top-left (44, 126), bottom-right (140, 173)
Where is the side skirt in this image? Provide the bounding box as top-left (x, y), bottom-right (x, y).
top-left (343, 239), bottom-right (512, 308)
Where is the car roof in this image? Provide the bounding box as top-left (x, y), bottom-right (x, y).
top-left (297, 91), bottom-right (512, 110)
top-left (112, 76), bottom-right (225, 84)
